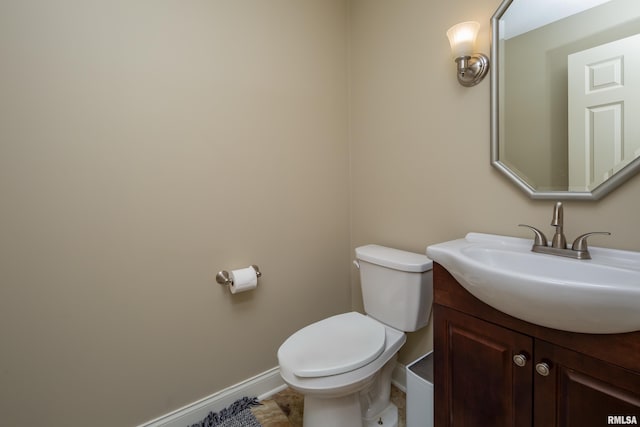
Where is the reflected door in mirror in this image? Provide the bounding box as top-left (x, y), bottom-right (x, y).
top-left (568, 33), bottom-right (640, 191)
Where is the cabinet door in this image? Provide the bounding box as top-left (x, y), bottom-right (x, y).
top-left (434, 305), bottom-right (533, 427)
top-left (534, 340), bottom-right (640, 427)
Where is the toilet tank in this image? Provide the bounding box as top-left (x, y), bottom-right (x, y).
top-left (355, 245), bottom-right (433, 332)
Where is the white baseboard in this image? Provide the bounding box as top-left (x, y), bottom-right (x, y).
top-left (138, 367), bottom-right (286, 427)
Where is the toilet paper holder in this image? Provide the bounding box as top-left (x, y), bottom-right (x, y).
top-left (216, 265), bottom-right (262, 286)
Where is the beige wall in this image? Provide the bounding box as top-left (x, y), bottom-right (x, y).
top-left (349, 0), bottom-right (640, 365)
top-left (0, 1), bottom-right (349, 426)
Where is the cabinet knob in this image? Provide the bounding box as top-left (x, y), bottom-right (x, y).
top-left (536, 362), bottom-right (551, 376)
top-left (513, 353), bottom-right (528, 367)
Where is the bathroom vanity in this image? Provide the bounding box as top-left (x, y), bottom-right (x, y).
top-left (433, 263), bottom-right (640, 427)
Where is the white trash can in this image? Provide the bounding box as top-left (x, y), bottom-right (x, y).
top-left (406, 351), bottom-right (434, 427)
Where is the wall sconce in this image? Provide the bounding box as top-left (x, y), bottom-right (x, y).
top-left (446, 21), bottom-right (489, 87)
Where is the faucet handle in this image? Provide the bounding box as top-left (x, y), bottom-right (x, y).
top-left (518, 224), bottom-right (548, 247)
top-left (571, 232), bottom-right (611, 252)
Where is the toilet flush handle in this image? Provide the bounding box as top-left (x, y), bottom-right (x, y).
top-left (353, 260), bottom-right (360, 269)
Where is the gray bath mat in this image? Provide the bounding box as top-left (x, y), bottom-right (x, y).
top-left (189, 396), bottom-right (262, 427)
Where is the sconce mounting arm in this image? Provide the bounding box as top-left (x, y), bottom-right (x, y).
top-left (454, 53), bottom-right (489, 87)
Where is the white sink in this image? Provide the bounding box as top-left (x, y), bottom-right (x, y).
top-left (426, 233), bottom-right (640, 334)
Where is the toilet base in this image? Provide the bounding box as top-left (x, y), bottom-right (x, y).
top-left (296, 356), bottom-right (399, 427)
top-left (303, 393), bottom-right (362, 427)
top-left (364, 402), bottom-right (398, 427)
top-left (303, 397), bottom-right (398, 427)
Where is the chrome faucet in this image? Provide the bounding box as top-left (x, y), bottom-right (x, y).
top-left (519, 202), bottom-right (610, 260)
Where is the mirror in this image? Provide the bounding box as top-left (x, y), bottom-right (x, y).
top-left (490, 0), bottom-right (640, 200)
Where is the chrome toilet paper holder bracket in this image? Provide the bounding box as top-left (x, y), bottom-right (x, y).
top-left (216, 265), bottom-right (262, 286)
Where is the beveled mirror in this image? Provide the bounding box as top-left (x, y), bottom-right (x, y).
top-left (490, 0), bottom-right (640, 200)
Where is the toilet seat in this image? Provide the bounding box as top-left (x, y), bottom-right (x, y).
top-left (278, 312), bottom-right (386, 378)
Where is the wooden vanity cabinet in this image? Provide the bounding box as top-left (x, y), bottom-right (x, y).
top-left (433, 263), bottom-right (640, 427)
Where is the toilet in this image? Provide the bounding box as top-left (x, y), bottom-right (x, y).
top-left (277, 245), bottom-right (433, 427)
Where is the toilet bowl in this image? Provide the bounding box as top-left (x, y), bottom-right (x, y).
top-left (279, 312), bottom-right (406, 426)
top-left (277, 245), bottom-right (433, 427)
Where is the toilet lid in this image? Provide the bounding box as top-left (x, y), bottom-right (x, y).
top-left (279, 312), bottom-right (386, 378)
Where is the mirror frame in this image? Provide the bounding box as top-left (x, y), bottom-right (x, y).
top-left (490, 0), bottom-right (640, 200)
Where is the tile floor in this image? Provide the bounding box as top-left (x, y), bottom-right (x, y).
top-left (252, 385), bottom-right (406, 427)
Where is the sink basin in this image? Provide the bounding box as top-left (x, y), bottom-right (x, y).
top-left (426, 233), bottom-right (640, 334)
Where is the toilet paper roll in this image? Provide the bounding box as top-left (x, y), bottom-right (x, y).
top-left (229, 266), bottom-right (258, 294)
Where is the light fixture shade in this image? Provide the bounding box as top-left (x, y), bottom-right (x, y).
top-left (446, 21), bottom-right (480, 58)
